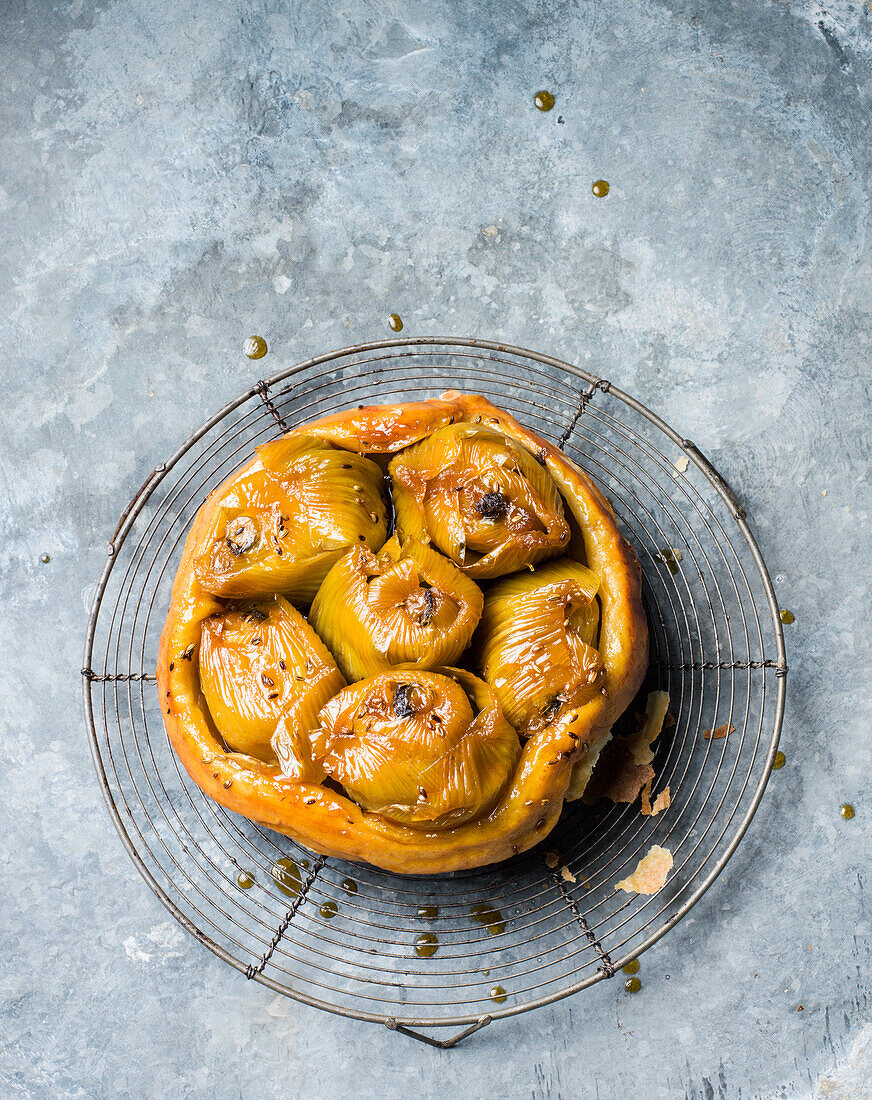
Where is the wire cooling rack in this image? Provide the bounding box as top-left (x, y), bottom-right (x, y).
top-left (82, 338), bottom-right (786, 1047)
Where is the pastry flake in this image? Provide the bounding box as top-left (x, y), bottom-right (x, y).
top-left (703, 721), bottom-right (735, 741)
top-left (583, 690), bottom-right (670, 806)
top-left (615, 845), bottom-right (674, 895)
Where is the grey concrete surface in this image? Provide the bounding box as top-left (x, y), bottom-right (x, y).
top-left (1, 0), bottom-right (871, 1096)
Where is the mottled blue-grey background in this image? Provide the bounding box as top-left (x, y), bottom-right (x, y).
top-left (2, 0), bottom-right (870, 1097)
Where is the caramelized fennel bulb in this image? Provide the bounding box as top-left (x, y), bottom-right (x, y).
top-left (309, 535), bottom-right (483, 681)
top-left (199, 595), bottom-right (344, 772)
top-left (388, 423), bottom-right (569, 578)
top-left (194, 433), bottom-right (387, 601)
top-left (478, 559), bottom-right (604, 737)
top-left (312, 669), bottom-right (520, 828)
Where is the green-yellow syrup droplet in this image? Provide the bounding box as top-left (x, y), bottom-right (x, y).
top-left (471, 903), bottom-right (506, 935)
top-left (592, 179), bottom-right (610, 198)
top-left (271, 858), bottom-right (301, 897)
top-left (415, 933), bottom-right (438, 957)
top-left (622, 959), bottom-right (640, 975)
top-left (319, 900), bottom-right (339, 919)
top-left (388, 313), bottom-right (403, 332)
top-left (656, 549), bottom-right (679, 575)
top-left (237, 872), bottom-right (255, 889)
top-left (772, 750), bottom-right (787, 771)
top-left (490, 985), bottom-right (508, 1003)
top-left (625, 977), bottom-right (642, 993)
top-left (534, 90), bottom-right (555, 112)
top-left (841, 804), bottom-right (855, 820)
top-left (780, 609), bottom-right (795, 624)
top-left (243, 335), bottom-right (267, 360)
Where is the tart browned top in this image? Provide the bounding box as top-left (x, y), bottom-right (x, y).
top-left (157, 392), bottom-right (647, 873)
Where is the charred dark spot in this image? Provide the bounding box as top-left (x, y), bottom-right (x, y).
top-left (475, 491), bottom-right (509, 520)
top-left (242, 607), bottom-right (268, 624)
top-left (417, 588), bottom-right (436, 627)
top-left (542, 697), bottom-right (562, 722)
top-left (392, 683), bottom-right (417, 720)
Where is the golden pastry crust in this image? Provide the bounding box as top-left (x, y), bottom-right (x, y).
top-left (157, 392), bottom-right (648, 874)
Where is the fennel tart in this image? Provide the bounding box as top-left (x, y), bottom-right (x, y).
top-left (157, 392), bottom-right (648, 874)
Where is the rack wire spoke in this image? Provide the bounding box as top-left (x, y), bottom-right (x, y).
top-left (82, 338), bottom-right (786, 1036)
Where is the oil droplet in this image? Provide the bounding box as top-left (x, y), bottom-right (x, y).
top-left (592, 179), bottom-right (610, 198)
top-left (300, 859), bottom-right (310, 869)
top-left (490, 985), bottom-right (507, 1004)
top-left (417, 905), bottom-right (438, 921)
top-left (483, 969), bottom-right (490, 977)
top-left (772, 750), bottom-right (787, 771)
top-left (840, 803), bottom-right (855, 820)
top-left (319, 900), bottom-right (339, 919)
top-left (388, 313), bottom-right (403, 332)
top-left (534, 90), bottom-right (555, 112)
top-left (415, 933), bottom-right (438, 957)
top-left (243, 335), bottom-right (268, 360)
top-left (237, 871), bottom-right (255, 889)
top-left (780, 609), bottom-right (795, 624)
top-left (622, 959), bottom-right (640, 975)
top-left (471, 903), bottom-right (506, 935)
top-left (271, 858), bottom-right (301, 897)
top-left (625, 976), bottom-right (642, 994)
top-left (341, 877), bottom-right (358, 894)
top-left (40, 553), bottom-right (51, 564)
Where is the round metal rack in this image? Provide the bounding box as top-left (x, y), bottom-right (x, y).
top-left (82, 338), bottom-right (787, 1047)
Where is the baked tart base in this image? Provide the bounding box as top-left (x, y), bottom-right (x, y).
top-left (157, 392), bottom-right (647, 874)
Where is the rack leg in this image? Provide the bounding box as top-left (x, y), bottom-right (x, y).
top-left (385, 1015), bottom-right (493, 1049)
